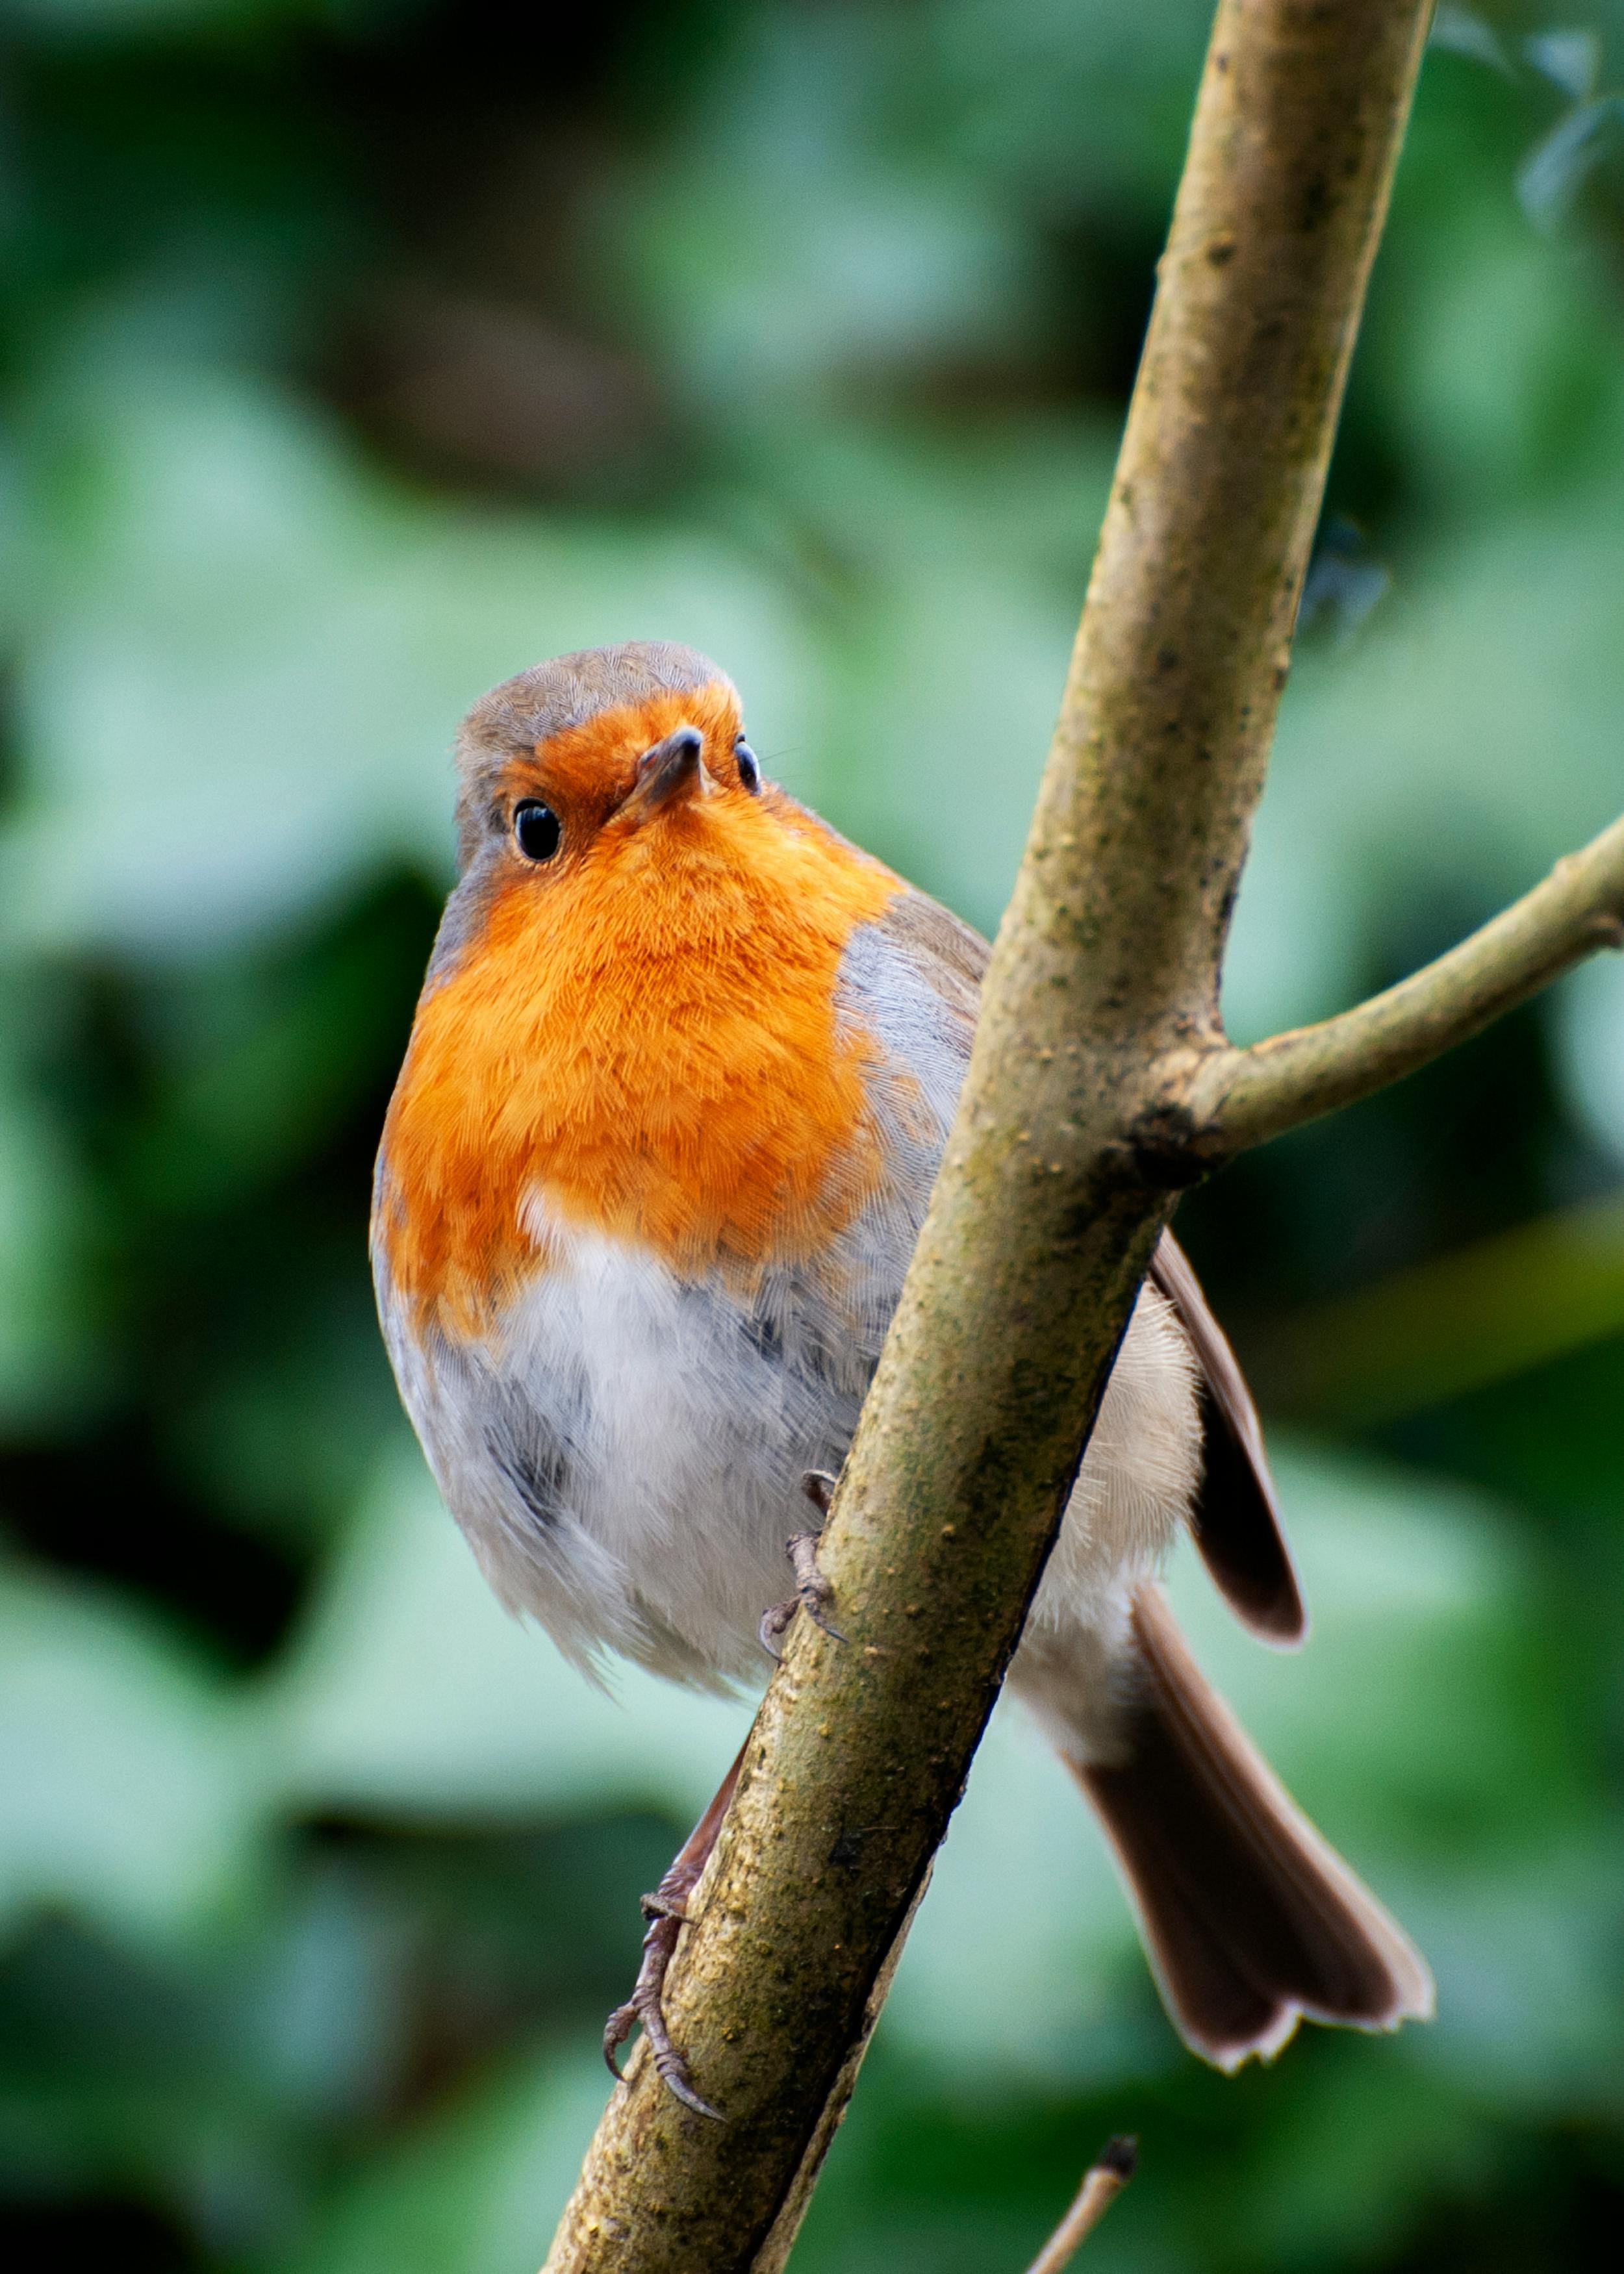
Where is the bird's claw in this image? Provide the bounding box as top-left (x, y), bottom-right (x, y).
top-left (789, 1528), bottom-right (847, 1642)
top-left (603, 1906), bottom-right (724, 2122)
top-left (759, 1514), bottom-right (846, 1661)
top-left (759, 1598), bottom-right (794, 1660)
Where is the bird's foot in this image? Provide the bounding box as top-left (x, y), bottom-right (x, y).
top-left (602, 1745), bottom-right (746, 2121)
top-left (603, 1896), bottom-right (722, 2121)
top-left (759, 1475), bottom-right (846, 1660)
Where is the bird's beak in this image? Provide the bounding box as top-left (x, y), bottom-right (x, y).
top-left (620, 726), bottom-right (708, 824)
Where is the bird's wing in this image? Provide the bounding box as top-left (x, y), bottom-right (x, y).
top-left (1148, 1231), bottom-right (1306, 1645)
top-left (872, 883), bottom-right (989, 1031)
top-left (877, 884), bottom-right (1304, 1647)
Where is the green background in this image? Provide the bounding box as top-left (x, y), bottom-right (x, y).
top-left (3, 2), bottom-right (1623, 2266)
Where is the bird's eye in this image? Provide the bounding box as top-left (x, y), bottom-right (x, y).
top-left (735, 738), bottom-right (761, 794)
top-left (513, 800), bottom-right (561, 861)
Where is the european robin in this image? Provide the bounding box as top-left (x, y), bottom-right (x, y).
top-left (372, 640), bottom-right (1432, 2114)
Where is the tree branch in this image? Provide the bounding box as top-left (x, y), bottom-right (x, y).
top-left (1024, 2137), bottom-right (1138, 2274)
top-left (1178, 815), bottom-right (1624, 1157)
top-left (540, 7), bottom-right (1451, 2268)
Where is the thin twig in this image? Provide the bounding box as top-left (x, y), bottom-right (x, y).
top-left (1024, 2138), bottom-right (1139, 2274)
top-left (1185, 815), bottom-right (1624, 1157)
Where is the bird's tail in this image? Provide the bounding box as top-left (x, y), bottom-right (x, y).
top-left (1059, 1585), bottom-right (1432, 2069)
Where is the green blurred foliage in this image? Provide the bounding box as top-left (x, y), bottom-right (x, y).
top-left (2, 0), bottom-right (1623, 2266)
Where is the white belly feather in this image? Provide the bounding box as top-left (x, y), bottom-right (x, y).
top-left (383, 1208), bottom-right (1199, 1706)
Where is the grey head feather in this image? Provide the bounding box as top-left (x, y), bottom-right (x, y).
top-left (453, 640), bottom-right (731, 855)
top-left (429, 642), bottom-right (734, 979)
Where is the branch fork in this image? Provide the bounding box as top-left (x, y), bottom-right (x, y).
top-left (1181, 813), bottom-right (1624, 1161)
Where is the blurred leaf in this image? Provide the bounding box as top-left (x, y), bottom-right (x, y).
top-left (3, 0), bottom-right (367, 38)
top-left (1249, 1193), bottom-right (1624, 1425)
top-left (1235, 2051), bottom-right (1497, 2267)
top-left (1557, 944), bottom-right (1624, 1161)
top-left (0, 983), bottom-right (95, 1428)
top-left (1226, 440), bottom-right (1624, 1040)
top-left (5, 3), bottom-right (1624, 2266)
top-left (1525, 30), bottom-right (1603, 105)
top-left (283, 2046), bottom-right (606, 2274)
top-left (886, 1441), bottom-right (1601, 2091)
top-left (257, 1446), bottom-right (752, 1826)
top-left (932, 0), bottom-right (1215, 217)
top-left (1297, 518), bottom-right (1392, 650)
top-left (1430, 8), bottom-right (1516, 78)
top-left (0, 1882), bottom-right (405, 2254)
top-left (1408, 1832), bottom-right (1624, 2109)
top-left (1519, 95), bottom-right (1624, 231)
top-left (601, 6), bottom-right (1036, 412)
top-left (0, 1560), bottom-right (269, 1941)
top-left (768, 420), bottom-right (1116, 935)
top-left (1384, 206), bottom-right (1621, 507)
top-left (2, 364), bottom-right (820, 955)
top-left (1169, 1443), bottom-right (1587, 1853)
top-left (882, 1686), bottom-right (1139, 2084)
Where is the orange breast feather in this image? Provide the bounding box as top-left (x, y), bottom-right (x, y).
top-left (377, 792), bottom-right (902, 1334)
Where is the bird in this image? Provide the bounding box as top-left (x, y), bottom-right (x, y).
top-left (371, 638), bottom-right (1432, 2116)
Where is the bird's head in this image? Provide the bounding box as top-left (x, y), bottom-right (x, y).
top-left (447, 640), bottom-right (767, 918)
top-left (383, 641), bottom-right (902, 1317)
